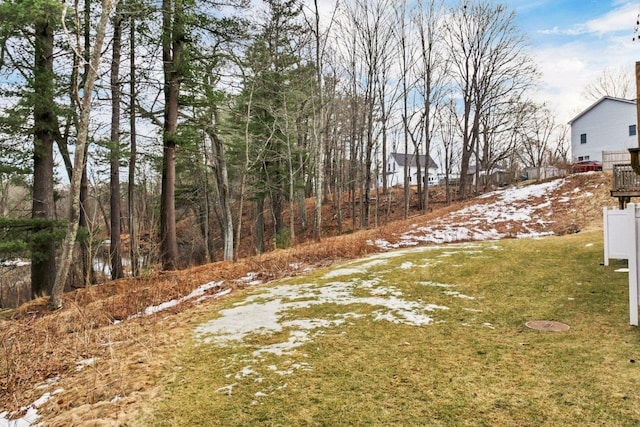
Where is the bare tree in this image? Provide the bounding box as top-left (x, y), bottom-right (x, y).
top-left (445, 0), bottom-right (538, 198)
top-left (583, 66), bottom-right (633, 101)
top-left (516, 102), bottom-right (556, 172)
top-left (304, 0), bottom-right (338, 241)
top-left (396, 0), bottom-right (413, 219)
top-left (437, 99), bottom-right (460, 204)
top-left (333, 10), bottom-right (363, 230)
top-left (50, 0), bottom-right (116, 309)
top-left (412, 0), bottom-right (447, 211)
top-left (476, 96), bottom-right (523, 189)
top-left (550, 125), bottom-right (570, 167)
top-left (339, 0), bottom-right (395, 227)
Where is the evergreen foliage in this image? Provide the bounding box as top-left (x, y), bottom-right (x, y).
top-left (0, 217), bottom-right (66, 262)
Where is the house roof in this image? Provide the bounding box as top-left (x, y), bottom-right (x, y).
top-left (390, 152), bottom-right (438, 170)
top-left (568, 96), bottom-right (636, 125)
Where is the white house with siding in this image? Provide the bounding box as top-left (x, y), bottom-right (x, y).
top-left (385, 152), bottom-right (439, 188)
top-left (568, 96), bottom-right (637, 163)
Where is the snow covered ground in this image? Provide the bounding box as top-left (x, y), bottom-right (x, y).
top-left (0, 389), bottom-right (63, 427)
top-left (372, 179), bottom-right (571, 249)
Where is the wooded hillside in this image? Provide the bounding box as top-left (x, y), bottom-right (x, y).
top-left (0, 0), bottom-right (570, 307)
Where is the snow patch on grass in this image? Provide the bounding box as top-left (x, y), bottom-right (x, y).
top-left (0, 388), bottom-right (63, 427)
top-left (369, 179), bottom-right (565, 249)
top-left (443, 290), bottom-right (475, 300)
top-left (75, 358), bottom-right (96, 372)
top-left (323, 259), bottom-right (388, 278)
top-left (197, 278), bottom-right (449, 350)
top-left (192, 243), bottom-right (490, 406)
top-left (420, 281), bottom-right (454, 288)
top-left (238, 272), bottom-right (262, 286)
top-left (130, 281), bottom-right (227, 320)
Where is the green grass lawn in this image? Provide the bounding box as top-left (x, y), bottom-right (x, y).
top-left (138, 231), bottom-right (640, 426)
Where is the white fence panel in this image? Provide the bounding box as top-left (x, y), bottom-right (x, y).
top-left (603, 150), bottom-right (631, 171)
top-left (604, 204), bottom-right (640, 325)
top-left (603, 207), bottom-right (632, 265)
top-left (630, 204), bottom-right (640, 325)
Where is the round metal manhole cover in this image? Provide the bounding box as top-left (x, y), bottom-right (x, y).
top-left (525, 320), bottom-right (570, 332)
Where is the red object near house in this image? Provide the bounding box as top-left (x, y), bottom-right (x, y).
top-left (571, 160), bottom-right (603, 173)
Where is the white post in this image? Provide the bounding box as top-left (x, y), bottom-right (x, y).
top-left (604, 207), bottom-right (610, 266)
top-left (629, 203), bottom-right (639, 325)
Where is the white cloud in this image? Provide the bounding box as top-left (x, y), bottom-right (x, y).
top-left (583, 1), bottom-right (638, 35)
top-left (538, 26), bottom-right (588, 36)
top-left (530, 2), bottom-right (640, 123)
top-left (530, 44), bottom-right (595, 122)
top-left (538, 1), bottom-right (638, 37)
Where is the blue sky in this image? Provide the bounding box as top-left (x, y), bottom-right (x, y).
top-left (509, 0), bottom-right (639, 122)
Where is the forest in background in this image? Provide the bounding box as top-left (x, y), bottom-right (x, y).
top-left (0, 0), bottom-right (572, 308)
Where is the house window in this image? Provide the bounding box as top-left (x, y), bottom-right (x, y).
top-left (578, 156), bottom-right (590, 161)
top-left (580, 133), bottom-right (587, 144)
top-left (630, 125), bottom-right (637, 136)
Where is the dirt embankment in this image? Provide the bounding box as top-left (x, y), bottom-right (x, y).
top-left (0, 172), bottom-right (616, 425)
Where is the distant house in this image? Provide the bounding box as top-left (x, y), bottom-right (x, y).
top-left (568, 96), bottom-right (637, 163)
top-left (467, 164), bottom-right (510, 187)
top-left (385, 152), bottom-right (439, 188)
top-left (524, 166), bottom-right (565, 181)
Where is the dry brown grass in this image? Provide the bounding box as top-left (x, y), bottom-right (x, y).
top-left (0, 172), bottom-right (617, 424)
top-left (0, 265), bottom-right (31, 308)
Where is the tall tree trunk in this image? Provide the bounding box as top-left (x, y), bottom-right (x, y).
top-left (286, 135), bottom-right (296, 248)
top-left (128, 7), bottom-right (138, 276)
top-left (272, 188), bottom-right (285, 239)
top-left (235, 83), bottom-right (254, 261)
top-left (210, 130), bottom-right (233, 260)
top-left (363, 98), bottom-right (373, 228)
top-left (296, 130), bottom-right (307, 232)
top-left (49, 0), bottom-right (115, 309)
top-left (349, 119), bottom-right (358, 231)
top-left (458, 103), bottom-right (475, 199)
top-left (415, 153), bottom-right (423, 211)
top-left (31, 18), bottom-right (56, 298)
top-left (445, 144), bottom-right (451, 204)
top-left (400, 9), bottom-right (409, 220)
top-left (160, 0), bottom-right (183, 270)
top-left (79, 0), bottom-right (95, 287)
top-left (312, 0), bottom-right (323, 241)
top-left (55, 8), bottom-right (95, 288)
top-left (196, 170), bottom-right (212, 262)
top-left (254, 197), bottom-right (265, 254)
top-left (297, 187), bottom-right (306, 231)
top-left (79, 154), bottom-right (96, 285)
top-left (336, 153), bottom-right (343, 235)
top-left (110, 3), bottom-right (124, 279)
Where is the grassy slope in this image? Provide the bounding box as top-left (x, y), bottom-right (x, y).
top-left (140, 231), bottom-right (640, 427)
top-left (0, 172), bottom-right (628, 425)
